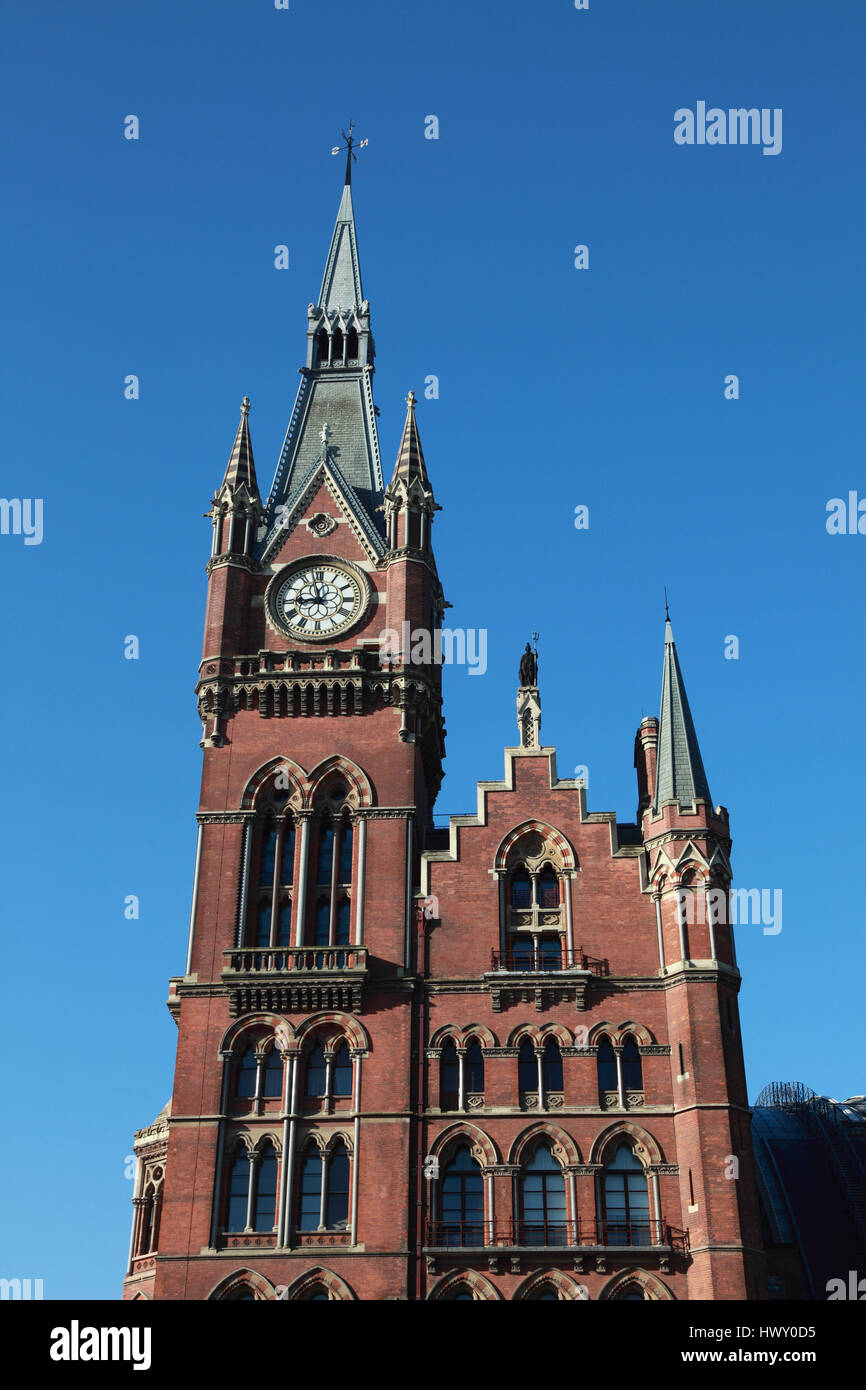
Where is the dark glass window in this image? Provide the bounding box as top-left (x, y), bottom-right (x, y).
top-left (277, 899), bottom-right (292, 947)
top-left (236, 1046), bottom-right (258, 1098)
top-left (255, 902), bottom-right (271, 948)
top-left (326, 1141), bottom-right (350, 1229)
top-left (518, 1039), bottom-right (537, 1092)
top-left (253, 1143), bottom-right (278, 1232)
top-left (511, 938), bottom-right (533, 971)
top-left (597, 1037), bottom-right (617, 1091)
top-left (316, 328), bottom-right (329, 364)
top-left (259, 824), bottom-right (277, 886)
top-left (465, 1040), bottom-right (484, 1093)
top-left (263, 1047), bottom-right (283, 1098)
top-left (332, 1042), bottom-right (353, 1097)
top-left (537, 865), bottom-right (559, 908)
top-left (346, 327), bottom-right (359, 359)
top-left (622, 1036), bottom-right (643, 1090)
top-left (298, 1149), bottom-right (322, 1231)
top-left (510, 868), bottom-right (532, 908)
top-left (521, 1145), bottom-right (567, 1245)
top-left (317, 824), bottom-right (334, 884)
top-left (332, 328), bottom-right (344, 362)
top-left (542, 1038), bottom-right (563, 1091)
top-left (227, 1150), bottom-right (250, 1231)
top-left (305, 1044), bottom-right (327, 1097)
top-left (538, 936), bottom-right (562, 970)
top-left (440, 1040), bottom-right (458, 1101)
top-left (314, 900), bottom-right (330, 946)
top-left (602, 1144), bottom-right (650, 1244)
top-left (338, 821), bottom-right (353, 881)
top-left (280, 827), bottom-right (295, 883)
top-left (335, 897), bottom-right (351, 946)
top-left (440, 1145), bottom-right (483, 1245)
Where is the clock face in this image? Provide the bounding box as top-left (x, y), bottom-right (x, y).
top-left (272, 561), bottom-right (366, 640)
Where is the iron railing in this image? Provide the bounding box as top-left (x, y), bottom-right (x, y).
top-left (490, 948), bottom-right (608, 976)
top-left (424, 1217), bottom-right (688, 1252)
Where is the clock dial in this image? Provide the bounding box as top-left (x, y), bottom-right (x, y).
top-left (273, 563), bottom-right (365, 640)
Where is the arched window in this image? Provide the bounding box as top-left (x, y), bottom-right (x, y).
top-left (510, 867), bottom-right (532, 909)
top-left (440, 1145), bottom-right (483, 1246)
top-left (332, 1042), bottom-right (353, 1097)
top-left (263, 1047), bottom-right (283, 1099)
top-left (520, 1145), bottom-right (567, 1246)
top-left (226, 1149), bottom-right (251, 1231)
top-left (518, 1039), bottom-right (537, 1094)
top-left (601, 1144), bottom-right (651, 1245)
top-left (622, 1036), bottom-right (643, 1091)
top-left (440, 1039), bottom-right (458, 1108)
top-left (253, 1142), bottom-right (278, 1232)
top-left (332, 328), bottom-right (344, 364)
top-left (235, 1045), bottom-right (258, 1098)
top-left (542, 1038), bottom-right (563, 1092)
top-left (249, 801), bottom-right (296, 948)
top-left (597, 1037), bottom-right (617, 1093)
top-left (307, 797), bottom-right (353, 946)
top-left (298, 1147), bottom-right (323, 1231)
top-left (316, 327), bottom-right (329, 365)
top-left (465, 1039), bottom-right (484, 1095)
top-left (326, 1140), bottom-right (350, 1229)
top-left (526, 1283), bottom-right (559, 1301)
top-left (296, 1141), bottom-right (351, 1232)
top-left (346, 327), bottom-right (359, 360)
top-left (305, 1044), bottom-right (327, 1098)
top-left (301, 1287), bottom-right (330, 1301)
top-left (537, 864), bottom-right (559, 908)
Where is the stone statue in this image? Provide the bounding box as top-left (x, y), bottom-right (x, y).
top-left (519, 642), bottom-right (537, 687)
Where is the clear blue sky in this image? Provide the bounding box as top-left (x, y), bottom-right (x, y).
top-left (2, 0), bottom-right (863, 1298)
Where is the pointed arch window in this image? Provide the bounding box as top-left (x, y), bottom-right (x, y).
top-left (542, 1038), bottom-right (563, 1092)
top-left (253, 1142), bottom-right (278, 1232)
top-left (440, 1145), bottom-right (484, 1246)
top-left (346, 326), bottom-right (359, 361)
top-left (622, 1035), bottom-right (643, 1091)
top-left (597, 1037), bottom-right (617, 1093)
top-left (332, 1041), bottom-right (353, 1097)
top-left (303, 1037), bottom-right (354, 1107)
top-left (263, 1046), bottom-right (284, 1099)
top-left (249, 801), bottom-right (296, 949)
top-left (297, 1140), bottom-right (351, 1232)
top-left (316, 327), bottom-right (330, 366)
top-left (537, 864), bottom-right (559, 908)
top-left (510, 868), bottom-right (532, 909)
top-left (226, 1149), bottom-right (251, 1231)
top-left (518, 1039), bottom-right (537, 1094)
top-left (520, 1145), bottom-right (567, 1247)
top-left (601, 1144), bottom-right (651, 1245)
top-left (307, 797), bottom-right (354, 946)
top-left (332, 327), bottom-right (344, 365)
top-left (304, 1044), bottom-right (328, 1098)
top-left (235, 1045), bottom-right (258, 1099)
top-left (440, 1040), bottom-right (458, 1108)
top-left (233, 1039), bottom-right (284, 1108)
top-left (465, 1039), bottom-right (484, 1095)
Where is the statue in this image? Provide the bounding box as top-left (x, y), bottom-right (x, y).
top-left (519, 642), bottom-right (537, 687)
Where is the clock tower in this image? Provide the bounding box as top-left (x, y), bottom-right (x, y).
top-left (123, 160), bottom-right (446, 1301)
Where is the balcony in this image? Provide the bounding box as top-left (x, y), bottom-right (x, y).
top-left (223, 946), bottom-right (368, 1016)
top-left (485, 947), bottom-right (608, 1013)
top-left (424, 1218), bottom-right (689, 1255)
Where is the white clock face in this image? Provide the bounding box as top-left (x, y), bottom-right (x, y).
top-left (274, 562), bottom-right (365, 640)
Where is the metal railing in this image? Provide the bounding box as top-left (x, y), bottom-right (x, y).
top-left (490, 948), bottom-right (608, 976)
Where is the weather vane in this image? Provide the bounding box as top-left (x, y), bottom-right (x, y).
top-left (331, 121), bottom-right (369, 185)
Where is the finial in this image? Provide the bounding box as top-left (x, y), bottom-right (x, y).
top-left (664, 587), bottom-right (670, 621)
top-left (241, 396), bottom-right (251, 417)
top-left (406, 390), bottom-right (416, 410)
top-left (320, 422), bottom-right (332, 445)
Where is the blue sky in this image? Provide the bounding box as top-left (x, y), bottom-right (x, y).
top-left (1, 0), bottom-right (864, 1298)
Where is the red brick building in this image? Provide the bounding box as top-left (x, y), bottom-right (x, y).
top-left (123, 161), bottom-right (765, 1303)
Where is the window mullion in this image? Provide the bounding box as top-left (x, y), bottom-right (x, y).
top-left (319, 1150), bottom-right (330, 1230)
top-left (329, 819), bottom-right (340, 945)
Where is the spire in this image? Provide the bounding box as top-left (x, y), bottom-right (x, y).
top-left (262, 165), bottom-right (384, 553)
top-left (220, 396), bottom-right (259, 499)
top-left (318, 181), bottom-right (363, 313)
top-left (390, 391), bottom-right (430, 490)
top-left (653, 616), bottom-right (713, 811)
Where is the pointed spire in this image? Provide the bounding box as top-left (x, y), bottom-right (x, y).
top-left (318, 181), bottom-right (363, 312)
top-left (220, 396), bottom-right (260, 499)
top-left (391, 391), bottom-right (430, 489)
top-left (653, 615), bottom-right (712, 811)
